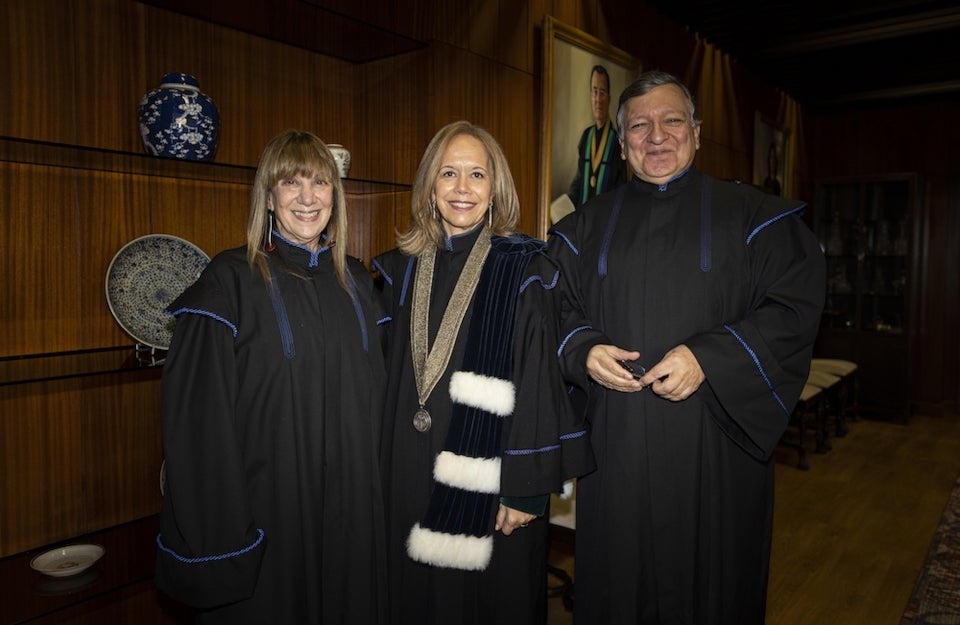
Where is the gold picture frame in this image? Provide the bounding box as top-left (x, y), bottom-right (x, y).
top-left (537, 16), bottom-right (640, 237)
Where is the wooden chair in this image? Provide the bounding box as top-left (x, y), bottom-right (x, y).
top-left (805, 369), bottom-right (842, 453)
top-left (548, 487), bottom-right (576, 612)
top-left (810, 358), bottom-right (859, 433)
top-left (780, 383), bottom-right (824, 470)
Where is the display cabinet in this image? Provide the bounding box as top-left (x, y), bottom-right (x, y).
top-left (813, 174), bottom-right (919, 421)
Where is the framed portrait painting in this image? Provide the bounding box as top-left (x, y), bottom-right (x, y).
top-left (537, 16), bottom-right (640, 237)
top-left (752, 112), bottom-right (790, 197)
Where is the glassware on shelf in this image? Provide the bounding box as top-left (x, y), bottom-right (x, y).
top-left (892, 268), bottom-right (907, 294)
top-left (826, 212), bottom-right (844, 255)
top-left (874, 219), bottom-right (892, 254)
top-left (894, 217), bottom-right (908, 255)
top-left (828, 263), bottom-right (852, 294)
top-left (868, 262), bottom-right (886, 294)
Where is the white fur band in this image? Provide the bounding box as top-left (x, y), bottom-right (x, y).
top-left (433, 450), bottom-right (501, 494)
top-left (449, 371), bottom-right (515, 416)
top-left (407, 523), bottom-right (493, 571)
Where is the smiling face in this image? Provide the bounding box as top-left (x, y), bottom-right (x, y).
top-left (619, 83), bottom-right (701, 185)
top-left (270, 173), bottom-right (333, 250)
top-left (432, 133), bottom-right (492, 237)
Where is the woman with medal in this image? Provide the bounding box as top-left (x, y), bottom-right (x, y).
top-left (373, 121), bottom-right (593, 625)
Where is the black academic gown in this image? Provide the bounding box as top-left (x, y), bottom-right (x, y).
top-left (548, 169), bottom-right (825, 625)
top-left (373, 226), bottom-right (593, 625)
top-left (155, 236), bottom-right (388, 625)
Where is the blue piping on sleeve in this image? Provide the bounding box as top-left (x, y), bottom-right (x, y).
top-left (503, 429), bottom-right (588, 456)
top-left (156, 528), bottom-right (265, 564)
top-left (548, 229), bottom-right (579, 256)
top-left (558, 325), bottom-right (592, 358)
top-left (746, 204), bottom-right (807, 245)
top-left (504, 443), bottom-right (560, 456)
top-left (519, 269), bottom-right (559, 293)
top-left (167, 307), bottom-right (238, 338)
top-left (723, 324), bottom-right (788, 415)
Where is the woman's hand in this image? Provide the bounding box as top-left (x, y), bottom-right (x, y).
top-left (495, 504), bottom-right (537, 536)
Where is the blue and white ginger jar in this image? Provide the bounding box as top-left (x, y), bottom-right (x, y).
top-left (138, 73), bottom-right (219, 162)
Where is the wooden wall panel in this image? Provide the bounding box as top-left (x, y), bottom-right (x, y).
top-left (0, 383), bottom-right (84, 555)
top-left (347, 190), bottom-right (411, 264)
top-left (0, 0), bottom-right (79, 144)
top-left (73, 0), bottom-right (148, 153)
top-left (354, 50), bottom-right (431, 185)
top-left (77, 171), bottom-right (155, 349)
top-left (81, 373), bottom-right (163, 532)
top-left (0, 163), bottom-right (83, 356)
top-left (147, 176), bottom-right (248, 254)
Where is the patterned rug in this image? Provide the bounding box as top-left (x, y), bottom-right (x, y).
top-left (901, 473), bottom-right (960, 624)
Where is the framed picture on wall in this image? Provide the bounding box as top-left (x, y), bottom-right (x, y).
top-left (753, 112), bottom-right (790, 197)
top-left (537, 16), bottom-right (640, 238)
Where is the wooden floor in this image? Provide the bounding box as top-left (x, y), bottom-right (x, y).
top-left (547, 412), bottom-right (960, 625)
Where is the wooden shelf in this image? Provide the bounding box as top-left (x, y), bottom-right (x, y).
top-left (0, 136), bottom-right (410, 195)
top-left (0, 347), bottom-right (164, 387)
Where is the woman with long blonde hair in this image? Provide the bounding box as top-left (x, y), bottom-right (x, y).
top-left (157, 130), bottom-right (389, 624)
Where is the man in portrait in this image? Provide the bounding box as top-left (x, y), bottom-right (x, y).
top-left (567, 64), bottom-right (626, 208)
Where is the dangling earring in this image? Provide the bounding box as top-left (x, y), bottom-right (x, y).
top-left (430, 197), bottom-right (438, 220)
top-left (487, 201), bottom-right (493, 228)
top-left (265, 212), bottom-right (276, 252)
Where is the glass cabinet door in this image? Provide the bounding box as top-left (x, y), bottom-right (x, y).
top-left (813, 174), bottom-right (917, 421)
top-left (816, 177), bottom-right (912, 335)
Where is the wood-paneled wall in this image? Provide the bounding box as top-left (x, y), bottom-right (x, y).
top-left (5, 0), bottom-right (953, 579)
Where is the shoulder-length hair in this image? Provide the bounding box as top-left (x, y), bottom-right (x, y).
top-left (397, 121), bottom-right (520, 256)
top-left (246, 130), bottom-right (350, 293)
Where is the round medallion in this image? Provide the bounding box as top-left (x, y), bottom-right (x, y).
top-left (413, 408), bottom-right (432, 432)
top-left (590, 174), bottom-right (597, 188)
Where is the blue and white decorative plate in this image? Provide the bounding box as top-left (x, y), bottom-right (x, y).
top-left (105, 234), bottom-right (209, 349)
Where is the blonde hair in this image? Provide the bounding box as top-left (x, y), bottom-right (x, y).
top-left (397, 121), bottom-right (520, 256)
top-left (246, 130), bottom-right (350, 293)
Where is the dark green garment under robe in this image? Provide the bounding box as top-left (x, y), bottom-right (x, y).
top-left (548, 168), bottom-right (825, 625)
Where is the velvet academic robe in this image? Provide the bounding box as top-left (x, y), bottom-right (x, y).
top-left (548, 169), bottom-right (825, 625)
top-left (372, 227), bottom-right (593, 625)
top-left (155, 236), bottom-right (388, 625)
